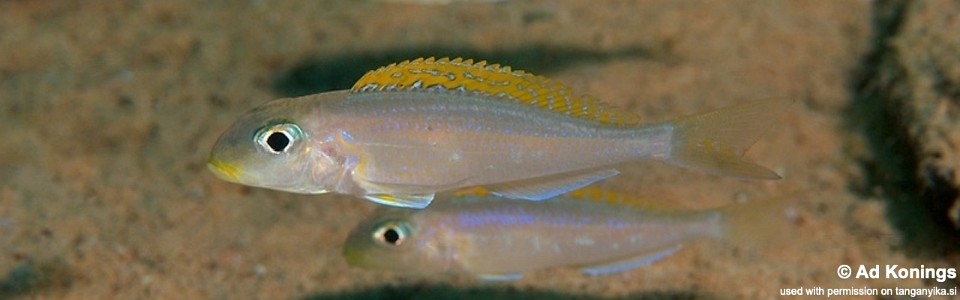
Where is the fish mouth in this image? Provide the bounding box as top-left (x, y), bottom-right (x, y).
top-left (207, 158), bottom-right (242, 182)
top-left (341, 247), bottom-right (366, 266)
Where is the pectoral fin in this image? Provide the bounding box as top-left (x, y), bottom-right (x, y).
top-left (488, 169), bottom-right (619, 201)
top-left (580, 246), bottom-right (681, 276)
top-left (363, 193), bottom-right (435, 209)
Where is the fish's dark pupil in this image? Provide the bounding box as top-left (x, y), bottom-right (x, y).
top-left (266, 132), bottom-right (290, 152)
top-left (382, 228), bottom-right (400, 245)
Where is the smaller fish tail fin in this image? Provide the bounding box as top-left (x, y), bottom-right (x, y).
top-left (719, 193), bottom-right (803, 248)
top-left (666, 98), bottom-right (792, 179)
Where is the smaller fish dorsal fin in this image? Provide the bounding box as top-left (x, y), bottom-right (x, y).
top-left (450, 185), bottom-right (689, 212)
top-left (566, 186), bottom-right (689, 212)
top-left (351, 57), bottom-right (640, 126)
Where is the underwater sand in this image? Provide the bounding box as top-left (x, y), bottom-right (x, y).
top-left (1, 0), bottom-right (957, 299)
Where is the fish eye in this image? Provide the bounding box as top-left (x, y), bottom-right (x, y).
top-left (372, 221), bottom-right (409, 247)
top-left (256, 122), bottom-right (302, 154)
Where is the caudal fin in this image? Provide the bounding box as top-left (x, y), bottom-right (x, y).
top-left (719, 193), bottom-right (803, 248)
top-left (667, 98), bottom-right (791, 179)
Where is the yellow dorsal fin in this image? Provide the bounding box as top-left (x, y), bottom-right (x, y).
top-left (451, 186), bottom-right (492, 197)
top-left (351, 57), bottom-right (640, 125)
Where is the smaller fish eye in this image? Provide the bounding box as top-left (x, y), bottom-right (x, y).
top-left (373, 222), bottom-right (407, 246)
top-left (256, 123), bottom-right (301, 154)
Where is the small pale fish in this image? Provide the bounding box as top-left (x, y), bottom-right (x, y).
top-left (342, 187), bottom-right (800, 280)
top-left (208, 57), bottom-right (789, 208)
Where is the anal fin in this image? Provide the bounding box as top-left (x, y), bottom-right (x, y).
top-left (363, 193), bottom-right (435, 209)
top-left (580, 246), bottom-right (681, 276)
top-left (488, 169), bottom-right (619, 201)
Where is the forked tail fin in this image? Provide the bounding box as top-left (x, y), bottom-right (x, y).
top-left (667, 98), bottom-right (792, 179)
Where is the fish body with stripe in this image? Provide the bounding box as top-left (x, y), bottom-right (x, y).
top-left (342, 188), bottom-right (799, 280)
top-left (208, 57), bottom-right (788, 208)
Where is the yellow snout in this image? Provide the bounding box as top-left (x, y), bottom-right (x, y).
top-left (207, 158), bottom-right (242, 182)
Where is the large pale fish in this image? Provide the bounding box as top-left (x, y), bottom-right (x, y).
top-left (342, 188), bottom-right (799, 280)
top-left (208, 57), bottom-right (789, 208)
